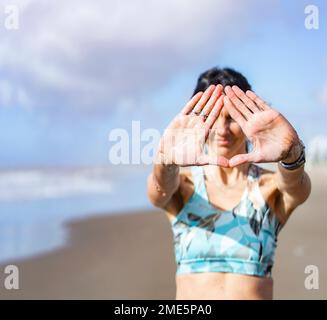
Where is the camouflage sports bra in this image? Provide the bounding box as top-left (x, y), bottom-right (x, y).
top-left (170, 164), bottom-right (283, 278)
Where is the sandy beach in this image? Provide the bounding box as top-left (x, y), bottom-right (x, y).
top-left (0, 166), bottom-right (326, 300)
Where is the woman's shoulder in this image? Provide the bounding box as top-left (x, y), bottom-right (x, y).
top-left (253, 164), bottom-right (277, 183)
top-left (179, 167), bottom-right (196, 199)
top-left (251, 164), bottom-right (279, 197)
top-left (163, 167), bottom-right (195, 219)
top-left (179, 166), bottom-right (194, 182)
top-left (253, 164), bottom-right (290, 224)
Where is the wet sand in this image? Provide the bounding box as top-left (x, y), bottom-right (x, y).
top-left (0, 166), bottom-right (326, 299)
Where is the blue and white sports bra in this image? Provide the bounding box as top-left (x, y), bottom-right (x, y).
top-left (170, 164), bottom-right (283, 278)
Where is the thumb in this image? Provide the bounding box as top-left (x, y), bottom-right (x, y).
top-left (198, 154), bottom-right (230, 167)
top-left (229, 152), bottom-right (256, 167)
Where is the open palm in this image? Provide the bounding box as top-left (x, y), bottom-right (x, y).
top-left (224, 85), bottom-right (299, 167)
top-left (157, 85), bottom-right (229, 167)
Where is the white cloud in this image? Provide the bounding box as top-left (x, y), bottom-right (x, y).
top-left (319, 82), bottom-right (327, 107)
top-left (0, 79), bottom-right (12, 106)
top-left (0, 78), bottom-right (32, 109)
top-left (0, 0), bottom-right (276, 113)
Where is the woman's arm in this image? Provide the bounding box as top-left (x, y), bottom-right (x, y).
top-left (147, 159), bottom-right (180, 209)
top-left (275, 139), bottom-right (311, 216)
top-left (147, 85), bottom-right (227, 209)
top-left (223, 86), bottom-right (312, 218)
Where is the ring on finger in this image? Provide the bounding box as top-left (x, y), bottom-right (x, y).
top-left (192, 110), bottom-right (201, 115)
top-left (200, 111), bottom-right (208, 121)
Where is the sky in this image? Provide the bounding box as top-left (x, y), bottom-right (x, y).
top-left (0, 0), bottom-right (326, 168)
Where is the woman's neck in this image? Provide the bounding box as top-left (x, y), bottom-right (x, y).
top-left (204, 163), bottom-right (250, 187)
top-left (205, 144), bottom-right (249, 187)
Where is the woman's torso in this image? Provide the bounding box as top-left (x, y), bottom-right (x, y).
top-left (164, 163), bottom-right (286, 300)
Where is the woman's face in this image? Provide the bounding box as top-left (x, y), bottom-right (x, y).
top-left (207, 104), bottom-right (247, 158)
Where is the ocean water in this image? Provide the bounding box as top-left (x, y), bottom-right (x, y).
top-left (0, 165), bottom-right (153, 263)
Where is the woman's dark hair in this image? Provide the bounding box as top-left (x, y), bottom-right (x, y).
top-left (195, 67), bottom-right (252, 153)
top-left (192, 67), bottom-right (252, 97)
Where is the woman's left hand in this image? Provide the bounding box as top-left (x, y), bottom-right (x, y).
top-left (223, 85), bottom-right (300, 167)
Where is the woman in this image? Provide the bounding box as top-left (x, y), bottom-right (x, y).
top-left (147, 67), bottom-right (311, 300)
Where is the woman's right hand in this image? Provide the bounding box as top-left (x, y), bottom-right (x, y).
top-left (156, 84), bottom-right (229, 167)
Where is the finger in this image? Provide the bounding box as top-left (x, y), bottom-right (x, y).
top-left (245, 90), bottom-right (270, 111)
top-left (228, 152), bottom-right (257, 167)
top-left (200, 84), bottom-right (223, 117)
top-left (223, 96), bottom-right (246, 128)
top-left (204, 95), bottom-right (224, 133)
top-left (231, 85), bottom-right (261, 113)
top-left (180, 91), bottom-right (203, 115)
top-left (198, 154), bottom-right (230, 167)
top-left (224, 86), bottom-right (253, 120)
top-left (191, 85), bottom-right (216, 114)
top-left (210, 155), bottom-right (230, 167)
